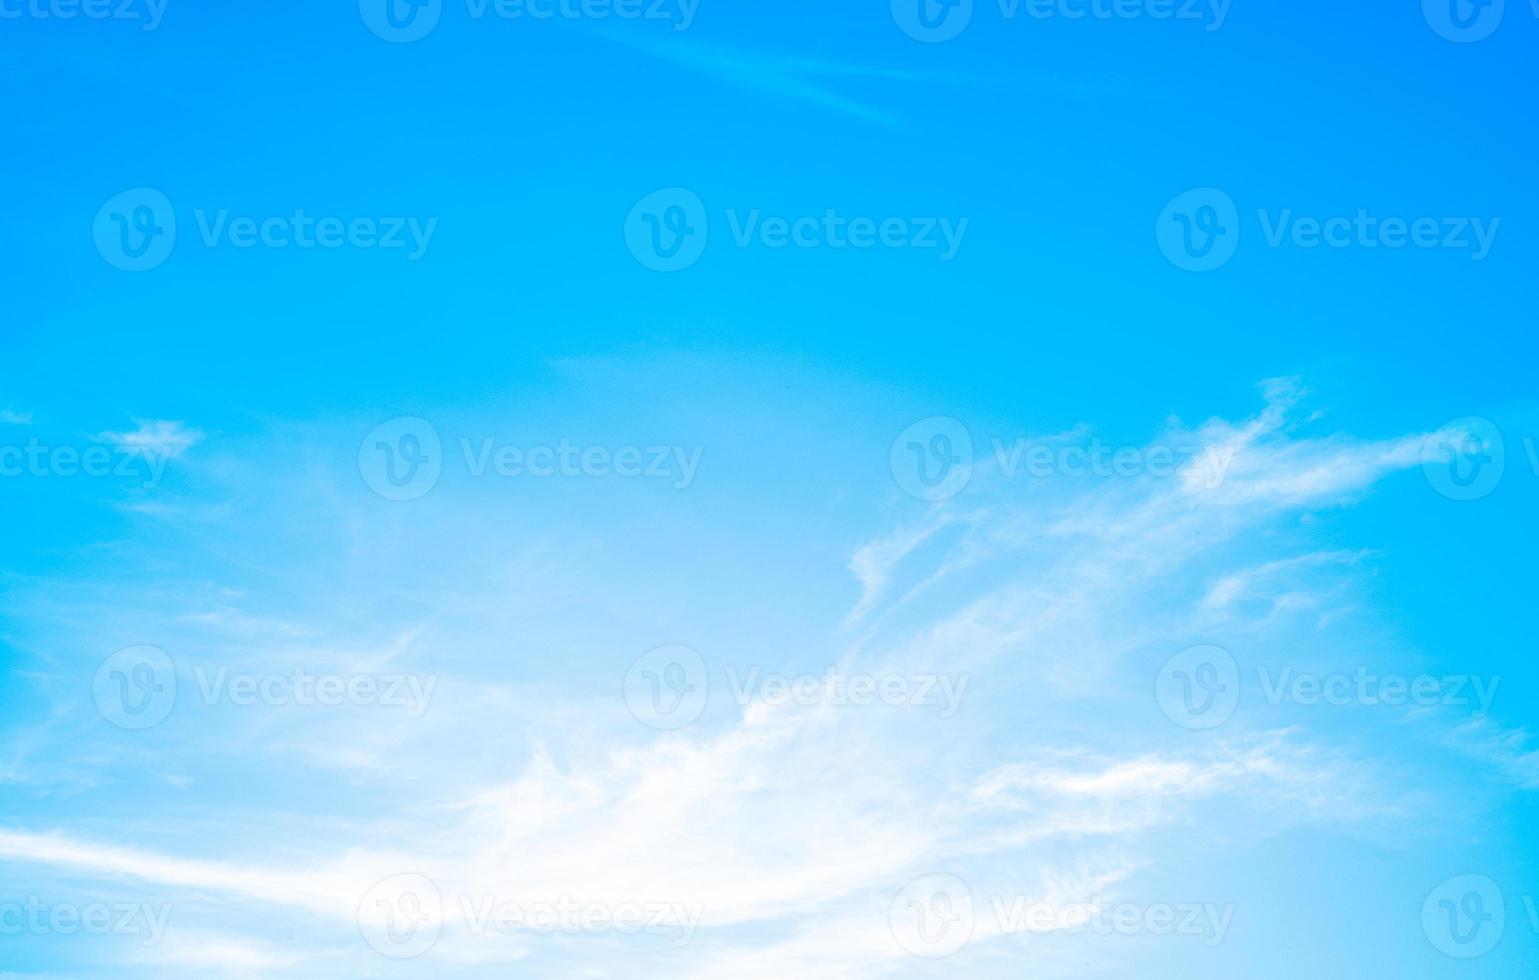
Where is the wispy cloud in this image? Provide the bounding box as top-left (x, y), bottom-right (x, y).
top-left (101, 419), bottom-right (204, 459)
top-left (0, 381), bottom-right (1473, 977)
top-left (592, 33), bottom-right (990, 125)
top-left (1449, 718), bottom-right (1539, 790)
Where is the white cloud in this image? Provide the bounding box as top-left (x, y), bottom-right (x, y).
top-left (843, 509), bottom-right (965, 627)
top-left (1450, 719), bottom-right (1539, 790)
top-left (0, 381), bottom-right (1455, 977)
top-left (102, 419), bottom-right (204, 459)
top-left (134, 932), bottom-right (310, 972)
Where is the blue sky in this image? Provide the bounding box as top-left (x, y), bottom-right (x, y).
top-left (2, 1), bottom-right (1538, 977)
